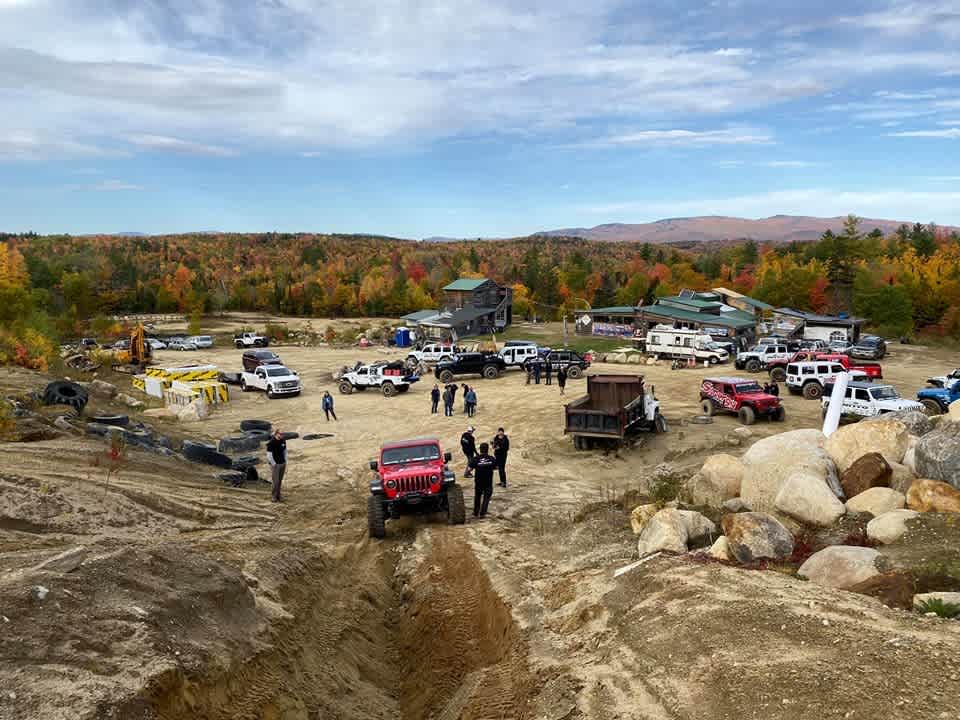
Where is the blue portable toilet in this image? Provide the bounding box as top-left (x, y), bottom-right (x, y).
top-left (395, 327), bottom-right (412, 347)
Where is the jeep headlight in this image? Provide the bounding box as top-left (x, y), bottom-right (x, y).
top-left (430, 474), bottom-right (439, 483)
top-left (386, 480), bottom-right (397, 489)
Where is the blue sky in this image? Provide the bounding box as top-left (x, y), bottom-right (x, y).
top-left (1, 0), bottom-right (959, 238)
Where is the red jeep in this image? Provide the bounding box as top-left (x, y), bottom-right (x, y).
top-left (699, 377), bottom-right (786, 425)
top-left (367, 438), bottom-right (466, 538)
top-left (767, 351), bottom-right (882, 383)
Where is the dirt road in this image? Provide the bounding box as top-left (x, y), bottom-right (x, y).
top-left (1, 329), bottom-right (958, 719)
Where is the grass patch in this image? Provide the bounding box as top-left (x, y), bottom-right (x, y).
top-left (916, 598), bottom-right (960, 619)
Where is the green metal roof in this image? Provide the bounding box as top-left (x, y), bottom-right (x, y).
top-left (660, 296), bottom-right (723, 310)
top-left (640, 303), bottom-right (757, 329)
top-left (584, 306), bottom-right (636, 315)
top-left (443, 278), bottom-right (490, 291)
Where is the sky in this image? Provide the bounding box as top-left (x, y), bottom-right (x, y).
top-left (1, 0), bottom-right (959, 238)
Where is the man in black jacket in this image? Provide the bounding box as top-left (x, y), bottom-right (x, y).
top-left (492, 427), bottom-right (510, 488)
top-left (430, 384), bottom-right (440, 414)
top-left (468, 442), bottom-right (499, 518)
top-left (265, 429), bottom-right (287, 503)
top-left (460, 426), bottom-right (477, 477)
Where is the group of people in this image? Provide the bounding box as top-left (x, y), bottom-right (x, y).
top-left (762, 381), bottom-right (780, 396)
top-left (525, 361), bottom-right (568, 394)
top-left (460, 426), bottom-right (510, 518)
top-left (431, 383), bottom-right (478, 417)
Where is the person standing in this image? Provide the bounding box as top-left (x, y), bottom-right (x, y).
top-left (468, 442), bottom-right (499, 518)
top-left (442, 385), bottom-right (453, 416)
top-left (430, 384), bottom-right (441, 414)
top-left (533, 360), bottom-right (542, 384)
top-left (545, 361), bottom-right (553, 385)
top-left (461, 426), bottom-right (477, 477)
top-left (525, 363), bottom-right (532, 385)
top-left (557, 367), bottom-right (567, 395)
top-left (461, 383), bottom-right (470, 414)
top-left (449, 382), bottom-right (459, 409)
top-left (266, 429), bottom-right (287, 503)
top-left (492, 427), bottom-right (510, 487)
top-left (322, 391), bottom-right (337, 421)
top-left (465, 386), bottom-right (477, 417)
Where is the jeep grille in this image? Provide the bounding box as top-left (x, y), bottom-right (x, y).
top-left (397, 474), bottom-right (431, 493)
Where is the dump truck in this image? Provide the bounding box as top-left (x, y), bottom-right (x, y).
top-left (564, 374), bottom-right (666, 450)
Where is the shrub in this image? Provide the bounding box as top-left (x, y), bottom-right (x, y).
top-left (916, 598), bottom-right (960, 619)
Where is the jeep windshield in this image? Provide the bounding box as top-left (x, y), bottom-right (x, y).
top-left (735, 382), bottom-right (763, 394)
top-left (264, 366), bottom-right (292, 377)
top-left (382, 444), bottom-right (441, 465)
top-left (869, 386), bottom-right (900, 400)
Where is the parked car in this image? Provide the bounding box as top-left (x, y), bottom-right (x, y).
top-left (503, 340), bottom-right (538, 347)
top-left (799, 339), bottom-right (829, 352)
top-left (146, 338), bottom-right (167, 350)
top-left (822, 382), bottom-right (923, 421)
top-left (916, 379), bottom-right (960, 415)
top-left (530, 349), bottom-right (592, 378)
top-left (699, 376), bottom-right (785, 425)
top-left (240, 364), bottom-right (301, 398)
top-left (499, 344), bottom-right (540, 368)
top-left (167, 338), bottom-right (198, 351)
top-left (406, 342), bottom-right (457, 365)
top-left (339, 361), bottom-right (419, 397)
top-left (927, 368), bottom-right (960, 389)
top-left (241, 349), bottom-right (283, 373)
top-left (188, 335), bottom-right (214, 348)
top-left (827, 339), bottom-right (853, 354)
top-left (848, 336), bottom-right (886, 360)
top-left (785, 361), bottom-right (867, 399)
top-left (78, 337), bottom-right (98, 349)
top-left (766, 351), bottom-right (882, 383)
top-left (435, 352), bottom-right (506, 383)
top-left (735, 343), bottom-right (791, 372)
top-left (234, 331), bottom-right (269, 348)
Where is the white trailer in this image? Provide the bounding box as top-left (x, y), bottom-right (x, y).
top-left (641, 325), bottom-right (728, 365)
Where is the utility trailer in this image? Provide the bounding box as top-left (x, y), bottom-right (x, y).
top-left (564, 374), bottom-right (666, 450)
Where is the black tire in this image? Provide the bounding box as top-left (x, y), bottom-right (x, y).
top-left (700, 399), bottom-right (714, 417)
top-left (240, 419), bottom-right (272, 432)
top-left (745, 359), bottom-right (761, 373)
top-left (573, 436), bottom-right (584, 450)
top-left (802, 382), bottom-right (823, 400)
top-left (219, 372), bottom-right (242, 386)
top-left (382, 383), bottom-right (397, 397)
top-left (481, 365), bottom-right (499, 380)
top-left (302, 433), bottom-right (334, 440)
top-left (279, 431), bottom-right (299, 440)
top-left (266, 386), bottom-right (275, 399)
top-left (773, 406), bottom-right (786, 422)
top-left (218, 435), bottom-right (262, 453)
top-left (242, 466), bottom-right (259, 484)
top-left (235, 341), bottom-right (244, 349)
top-left (446, 485), bottom-right (466, 525)
top-left (89, 414), bottom-right (129, 427)
top-left (567, 365), bottom-right (583, 379)
top-left (770, 367), bottom-right (787, 382)
top-left (254, 339), bottom-right (266, 347)
top-left (367, 495), bottom-right (386, 539)
top-left (182, 440), bottom-right (233, 468)
top-left (654, 414), bottom-right (668, 433)
top-left (690, 415), bottom-right (713, 424)
top-left (243, 428), bottom-right (271, 442)
top-left (439, 369), bottom-right (454, 383)
top-left (339, 381), bottom-right (354, 395)
top-left (231, 455), bottom-right (260, 469)
top-left (920, 398), bottom-right (943, 416)
top-left (738, 406), bottom-right (756, 425)
top-left (240, 379), bottom-right (250, 392)
top-left (43, 380), bottom-right (89, 413)
top-left (85, 422), bottom-right (113, 437)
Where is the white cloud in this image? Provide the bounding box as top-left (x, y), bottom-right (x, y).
top-left (716, 159), bottom-right (745, 168)
top-left (126, 134), bottom-right (236, 157)
top-left (79, 180), bottom-right (143, 191)
top-left (766, 160), bottom-right (818, 168)
top-left (0, 131), bottom-right (110, 160)
top-left (583, 128), bottom-right (773, 147)
top-left (714, 47), bottom-right (752, 57)
top-left (889, 128), bottom-right (960, 138)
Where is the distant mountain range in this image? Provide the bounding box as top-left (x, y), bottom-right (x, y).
top-left (533, 215), bottom-right (956, 244)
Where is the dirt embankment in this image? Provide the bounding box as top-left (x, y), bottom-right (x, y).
top-left (2, 337), bottom-right (960, 719)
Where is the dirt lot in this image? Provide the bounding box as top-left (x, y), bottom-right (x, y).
top-left (1, 321), bottom-right (959, 720)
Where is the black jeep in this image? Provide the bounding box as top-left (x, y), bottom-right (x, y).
top-left (434, 352), bottom-right (506, 383)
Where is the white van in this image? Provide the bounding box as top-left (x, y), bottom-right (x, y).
top-left (499, 344), bottom-right (539, 367)
top-left (188, 335), bottom-right (214, 348)
top-left (643, 325), bottom-right (728, 365)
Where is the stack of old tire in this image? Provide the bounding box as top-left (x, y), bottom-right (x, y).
top-left (85, 413), bottom-right (175, 456)
top-left (185, 420), bottom-right (297, 488)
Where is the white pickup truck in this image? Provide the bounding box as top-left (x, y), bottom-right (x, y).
top-left (339, 362), bottom-right (419, 397)
top-left (234, 332), bottom-right (269, 348)
top-left (821, 381), bottom-right (923, 421)
top-left (406, 343), bottom-right (457, 365)
top-left (240, 365), bottom-right (301, 398)
top-left (736, 343), bottom-right (792, 373)
top-left (785, 361), bottom-right (867, 399)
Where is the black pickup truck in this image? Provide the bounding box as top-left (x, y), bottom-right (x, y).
top-left (434, 353), bottom-right (506, 383)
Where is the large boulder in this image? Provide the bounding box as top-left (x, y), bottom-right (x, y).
top-left (89, 378), bottom-right (119, 399)
top-left (721, 512), bottom-right (795, 563)
top-left (688, 454), bottom-right (744, 507)
top-left (740, 430), bottom-right (833, 513)
top-left (708, 536), bottom-right (731, 561)
top-left (637, 509), bottom-right (689, 556)
top-left (798, 546), bottom-right (882, 590)
top-left (848, 572), bottom-right (916, 609)
top-left (906, 479), bottom-right (960, 513)
top-left (866, 509), bottom-right (920, 544)
top-left (677, 510), bottom-right (717, 544)
top-left (914, 423), bottom-right (960, 489)
top-left (840, 452), bottom-right (891, 499)
top-left (950, 400), bottom-right (960, 423)
top-left (888, 461), bottom-right (915, 495)
top-left (845, 487), bottom-right (905, 516)
top-left (864, 410), bottom-right (933, 436)
top-left (902, 446), bottom-right (917, 475)
top-left (630, 504), bottom-right (659, 535)
top-left (823, 418), bottom-right (909, 473)
top-left (774, 471), bottom-right (845, 527)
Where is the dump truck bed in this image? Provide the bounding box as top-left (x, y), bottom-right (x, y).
top-left (564, 375), bottom-right (647, 440)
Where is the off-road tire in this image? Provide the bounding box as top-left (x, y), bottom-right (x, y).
top-left (240, 378), bottom-right (250, 392)
top-left (700, 399), bottom-right (714, 416)
top-left (43, 380), bottom-right (89, 413)
top-left (240, 419), bottom-right (272, 433)
top-left (231, 454), bottom-right (260, 469)
top-left (243, 428), bottom-right (271, 442)
top-left (235, 341), bottom-right (244, 349)
top-left (266, 386), bottom-right (275, 399)
top-left (654, 413), bottom-right (668, 433)
top-left (339, 381), bottom-right (354, 395)
top-left (567, 365), bottom-right (583, 379)
top-left (446, 485), bottom-right (466, 525)
top-left (709, 356), bottom-right (720, 365)
top-left (573, 436), bottom-right (585, 450)
top-left (279, 431), bottom-right (299, 440)
top-left (439, 369), bottom-right (454, 383)
top-left (382, 383), bottom-right (397, 397)
top-left (482, 364), bottom-right (499, 380)
top-left (770, 367), bottom-right (787, 382)
top-left (920, 398), bottom-right (943, 416)
top-left (89, 414), bottom-right (129, 427)
top-left (182, 440), bottom-right (233, 468)
top-left (254, 339), bottom-right (266, 347)
top-left (745, 359), bottom-right (762, 373)
top-left (738, 405), bottom-right (756, 425)
top-left (302, 433), bottom-right (334, 440)
top-left (773, 406), bottom-right (786, 422)
top-left (367, 495), bottom-right (386, 539)
top-left (802, 382), bottom-right (823, 400)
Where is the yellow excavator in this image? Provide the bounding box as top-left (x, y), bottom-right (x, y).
top-left (112, 324), bottom-right (152, 374)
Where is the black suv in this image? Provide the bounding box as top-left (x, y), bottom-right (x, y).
top-left (435, 352), bottom-right (506, 383)
top-left (526, 349), bottom-right (591, 378)
top-left (242, 349), bottom-right (283, 373)
top-left (848, 336), bottom-right (886, 360)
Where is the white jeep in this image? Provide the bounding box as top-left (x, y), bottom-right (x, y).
top-left (240, 365), bottom-right (301, 398)
top-left (339, 362), bottom-right (419, 397)
top-left (406, 343), bottom-right (456, 365)
top-left (736, 343), bottom-right (791, 373)
top-left (234, 331), bottom-right (269, 348)
top-left (785, 361), bottom-right (867, 399)
top-left (821, 381), bottom-right (923, 421)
